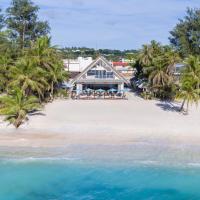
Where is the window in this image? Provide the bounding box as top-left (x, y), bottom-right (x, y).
top-left (87, 70), bottom-right (114, 79)
top-left (107, 72), bottom-right (114, 78)
top-left (87, 70), bottom-right (95, 76)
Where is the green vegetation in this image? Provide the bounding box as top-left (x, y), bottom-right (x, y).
top-left (176, 56), bottom-right (200, 114)
top-left (133, 41), bottom-right (181, 100)
top-left (131, 8), bottom-right (200, 112)
top-left (0, 8), bottom-right (4, 30)
top-left (170, 8), bottom-right (200, 57)
top-left (6, 0), bottom-right (50, 50)
top-left (0, 88), bottom-right (40, 128)
top-left (60, 47), bottom-right (137, 62)
top-left (0, 0), bottom-right (68, 128)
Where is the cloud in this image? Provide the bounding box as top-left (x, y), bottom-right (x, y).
top-left (2, 0), bottom-right (200, 49)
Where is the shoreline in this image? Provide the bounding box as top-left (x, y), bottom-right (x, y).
top-left (1, 137), bottom-right (200, 167)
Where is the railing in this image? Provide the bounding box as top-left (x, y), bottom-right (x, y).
top-left (95, 75), bottom-right (114, 79)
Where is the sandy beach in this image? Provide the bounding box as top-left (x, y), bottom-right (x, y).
top-left (0, 93), bottom-right (200, 148)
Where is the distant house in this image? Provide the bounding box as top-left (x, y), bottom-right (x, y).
top-left (71, 56), bottom-right (129, 93)
top-left (112, 61), bottom-right (135, 79)
top-left (173, 63), bottom-right (185, 82)
top-left (113, 61), bottom-right (129, 68)
top-left (174, 63), bottom-right (185, 76)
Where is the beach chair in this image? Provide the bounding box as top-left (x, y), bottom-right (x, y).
top-left (111, 92), bottom-right (115, 99)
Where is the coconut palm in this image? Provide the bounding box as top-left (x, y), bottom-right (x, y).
top-left (0, 54), bottom-right (12, 92)
top-left (48, 61), bottom-right (68, 98)
top-left (183, 56), bottom-right (200, 89)
top-left (0, 88), bottom-right (41, 128)
top-left (150, 40), bottom-right (162, 55)
top-left (30, 36), bottom-right (68, 98)
top-left (148, 57), bottom-right (172, 88)
top-left (30, 36), bottom-right (57, 70)
top-left (164, 48), bottom-right (181, 75)
top-left (0, 32), bottom-right (12, 54)
top-left (177, 76), bottom-right (200, 114)
top-left (138, 44), bottom-right (153, 66)
top-left (9, 57), bottom-right (49, 100)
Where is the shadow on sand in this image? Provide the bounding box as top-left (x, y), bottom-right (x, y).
top-left (156, 101), bottom-right (181, 113)
top-left (28, 110), bottom-right (46, 117)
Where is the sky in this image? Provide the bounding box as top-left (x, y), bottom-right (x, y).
top-left (1, 0), bottom-right (200, 50)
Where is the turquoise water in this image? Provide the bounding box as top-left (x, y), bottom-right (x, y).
top-left (0, 159), bottom-right (200, 200)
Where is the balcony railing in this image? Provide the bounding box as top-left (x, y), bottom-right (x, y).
top-left (95, 74), bottom-right (114, 79)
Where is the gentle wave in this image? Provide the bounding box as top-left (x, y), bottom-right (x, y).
top-left (2, 157), bottom-right (200, 170)
top-left (0, 157), bottom-right (81, 164)
top-left (187, 162), bottom-right (200, 167)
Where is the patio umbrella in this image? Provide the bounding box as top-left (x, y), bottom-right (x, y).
top-left (108, 88), bottom-right (117, 92)
top-left (85, 88), bottom-right (93, 92)
top-left (60, 82), bottom-right (73, 89)
top-left (96, 89), bottom-right (105, 93)
top-left (119, 88), bottom-right (130, 92)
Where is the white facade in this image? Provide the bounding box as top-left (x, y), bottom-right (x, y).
top-left (63, 57), bottom-right (93, 72)
top-left (71, 56), bottom-right (129, 94)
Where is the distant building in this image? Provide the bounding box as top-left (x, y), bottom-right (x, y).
top-left (174, 63), bottom-right (185, 76)
top-left (172, 63), bottom-right (185, 83)
top-left (112, 61), bottom-right (135, 79)
top-left (63, 57), bottom-right (93, 72)
top-left (113, 61), bottom-right (129, 68)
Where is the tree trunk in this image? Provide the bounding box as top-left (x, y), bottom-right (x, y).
top-left (50, 81), bottom-right (54, 101)
top-left (38, 94), bottom-right (42, 104)
top-left (186, 100), bottom-right (189, 115)
top-left (180, 98), bottom-right (186, 112)
top-left (22, 23), bottom-right (25, 50)
top-left (19, 31), bottom-right (23, 50)
top-left (20, 21), bottom-right (26, 50)
top-left (14, 114), bottom-right (23, 129)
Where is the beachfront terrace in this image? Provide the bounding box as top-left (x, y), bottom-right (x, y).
top-left (71, 88), bottom-right (127, 100)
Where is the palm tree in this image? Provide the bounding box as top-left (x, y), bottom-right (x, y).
top-left (30, 36), bottom-right (56, 70)
top-left (176, 56), bottom-right (200, 113)
top-left (9, 57), bottom-right (49, 101)
top-left (30, 36), bottom-right (68, 98)
top-left (138, 44), bottom-right (153, 66)
top-left (0, 88), bottom-right (41, 128)
top-left (177, 76), bottom-right (200, 114)
top-left (150, 40), bottom-right (162, 55)
top-left (148, 57), bottom-right (172, 89)
top-left (48, 61), bottom-right (68, 98)
top-left (183, 56), bottom-right (200, 89)
top-left (0, 32), bottom-right (12, 54)
top-left (0, 53), bottom-right (12, 92)
top-left (164, 48), bottom-right (181, 75)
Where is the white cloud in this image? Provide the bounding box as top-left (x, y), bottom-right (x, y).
top-left (2, 0), bottom-right (200, 49)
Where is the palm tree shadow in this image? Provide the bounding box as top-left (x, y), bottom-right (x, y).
top-left (156, 101), bottom-right (181, 113)
top-left (28, 110), bottom-right (46, 116)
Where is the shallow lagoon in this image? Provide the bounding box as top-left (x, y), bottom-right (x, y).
top-left (1, 159), bottom-right (200, 200)
top-left (1, 143), bottom-right (200, 200)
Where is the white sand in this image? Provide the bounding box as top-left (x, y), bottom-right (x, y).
top-left (0, 93), bottom-right (200, 148)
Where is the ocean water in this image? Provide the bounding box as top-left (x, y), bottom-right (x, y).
top-left (0, 159), bottom-right (200, 200)
top-left (1, 143), bottom-right (200, 200)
